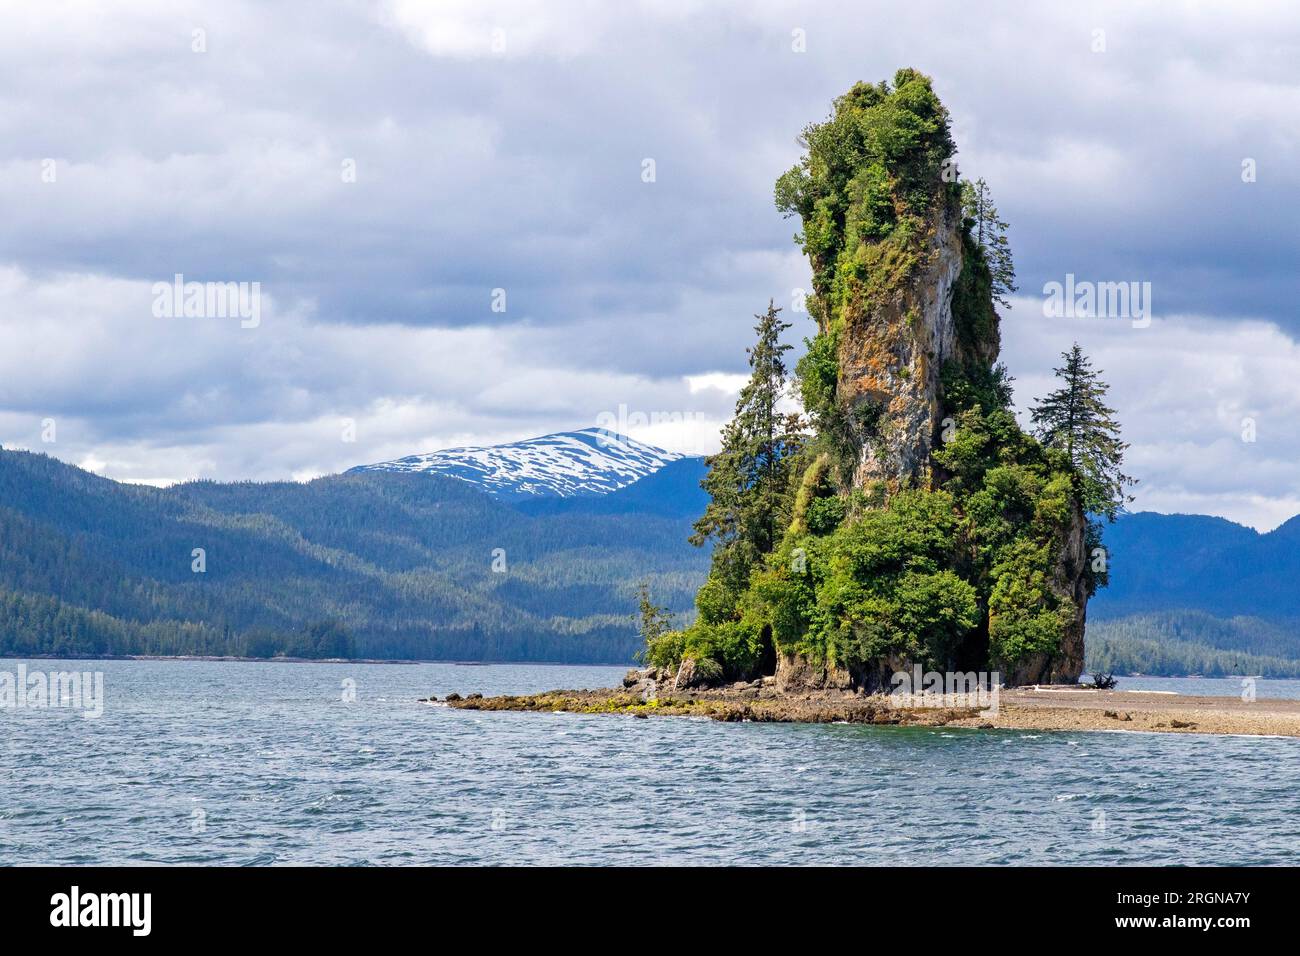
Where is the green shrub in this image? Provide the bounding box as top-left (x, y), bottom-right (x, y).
top-left (691, 656), bottom-right (724, 685)
top-left (805, 495), bottom-right (847, 536)
top-left (644, 629), bottom-right (686, 672)
top-left (694, 576), bottom-right (737, 625)
top-left (679, 617), bottom-right (766, 682)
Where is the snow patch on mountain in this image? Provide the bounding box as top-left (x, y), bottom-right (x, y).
top-left (349, 428), bottom-right (685, 498)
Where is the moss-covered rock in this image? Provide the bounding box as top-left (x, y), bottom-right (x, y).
top-left (653, 69), bottom-right (1092, 688)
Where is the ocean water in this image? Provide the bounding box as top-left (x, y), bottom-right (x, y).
top-left (1098, 674), bottom-right (1300, 700)
top-left (1, 659), bottom-right (1297, 866)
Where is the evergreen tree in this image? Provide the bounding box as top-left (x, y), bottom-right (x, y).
top-left (633, 582), bottom-right (674, 664)
top-left (1031, 343), bottom-right (1135, 520)
top-left (690, 301), bottom-right (805, 594)
top-left (961, 177), bottom-right (1017, 307)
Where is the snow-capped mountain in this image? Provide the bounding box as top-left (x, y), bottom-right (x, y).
top-left (349, 428), bottom-right (687, 499)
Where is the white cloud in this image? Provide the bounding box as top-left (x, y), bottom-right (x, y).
top-left (687, 373), bottom-right (747, 395)
top-left (1001, 298), bottom-right (1300, 530)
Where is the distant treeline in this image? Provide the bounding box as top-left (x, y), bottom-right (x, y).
top-left (1086, 611), bottom-right (1300, 678)
top-left (0, 449), bottom-right (709, 662)
top-left (6, 445), bottom-right (1300, 673)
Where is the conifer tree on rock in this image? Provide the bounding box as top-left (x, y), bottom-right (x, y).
top-left (690, 301), bottom-right (805, 598)
top-left (1031, 343), bottom-right (1135, 521)
top-left (961, 177), bottom-right (1018, 308)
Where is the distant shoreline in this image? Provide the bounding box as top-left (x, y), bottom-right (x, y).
top-left (439, 682), bottom-right (1300, 738)
top-left (0, 653), bottom-right (626, 667)
top-left (0, 653), bottom-right (1290, 680)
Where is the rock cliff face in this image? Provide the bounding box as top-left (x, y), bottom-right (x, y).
top-left (830, 187), bottom-right (1087, 686)
top-left (1009, 502), bottom-right (1089, 684)
top-left (836, 191), bottom-right (997, 493)
top-left (774, 73), bottom-right (1089, 690)
top-left (669, 69), bottom-right (1106, 696)
top-left (773, 650), bottom-right (912, 695)
top-left (807, 201), bottom-right (1089, 688)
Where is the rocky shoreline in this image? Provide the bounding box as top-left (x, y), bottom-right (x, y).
top-left (430, 668), bottom-right (1300, 738)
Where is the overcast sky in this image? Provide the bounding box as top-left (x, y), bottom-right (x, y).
top-left (1, 1), bottom-right (1298, 529)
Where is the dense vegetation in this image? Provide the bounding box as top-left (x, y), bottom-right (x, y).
top-left (0, 447), bottom-right (709, 661)
top-left (646, 71), bottom-right (1131, 686)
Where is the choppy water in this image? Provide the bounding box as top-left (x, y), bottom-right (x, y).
top-left (1, 659), bottom-right (1297, 865)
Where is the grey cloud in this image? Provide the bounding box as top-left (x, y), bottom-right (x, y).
top-left (2, 1), bottom-right (1300, 527)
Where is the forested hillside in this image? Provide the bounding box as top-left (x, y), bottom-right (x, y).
top-left (1090, 511), bottom-right (1300, 620)
top-left (4, 439), bottom-right (1300, 674)
top-left (1084, 512), bottom-right (1300, 676)
top-left (0, 448), bottom-right (709, 661)
top-left (1087, 612), bottom-right (1300, 678)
